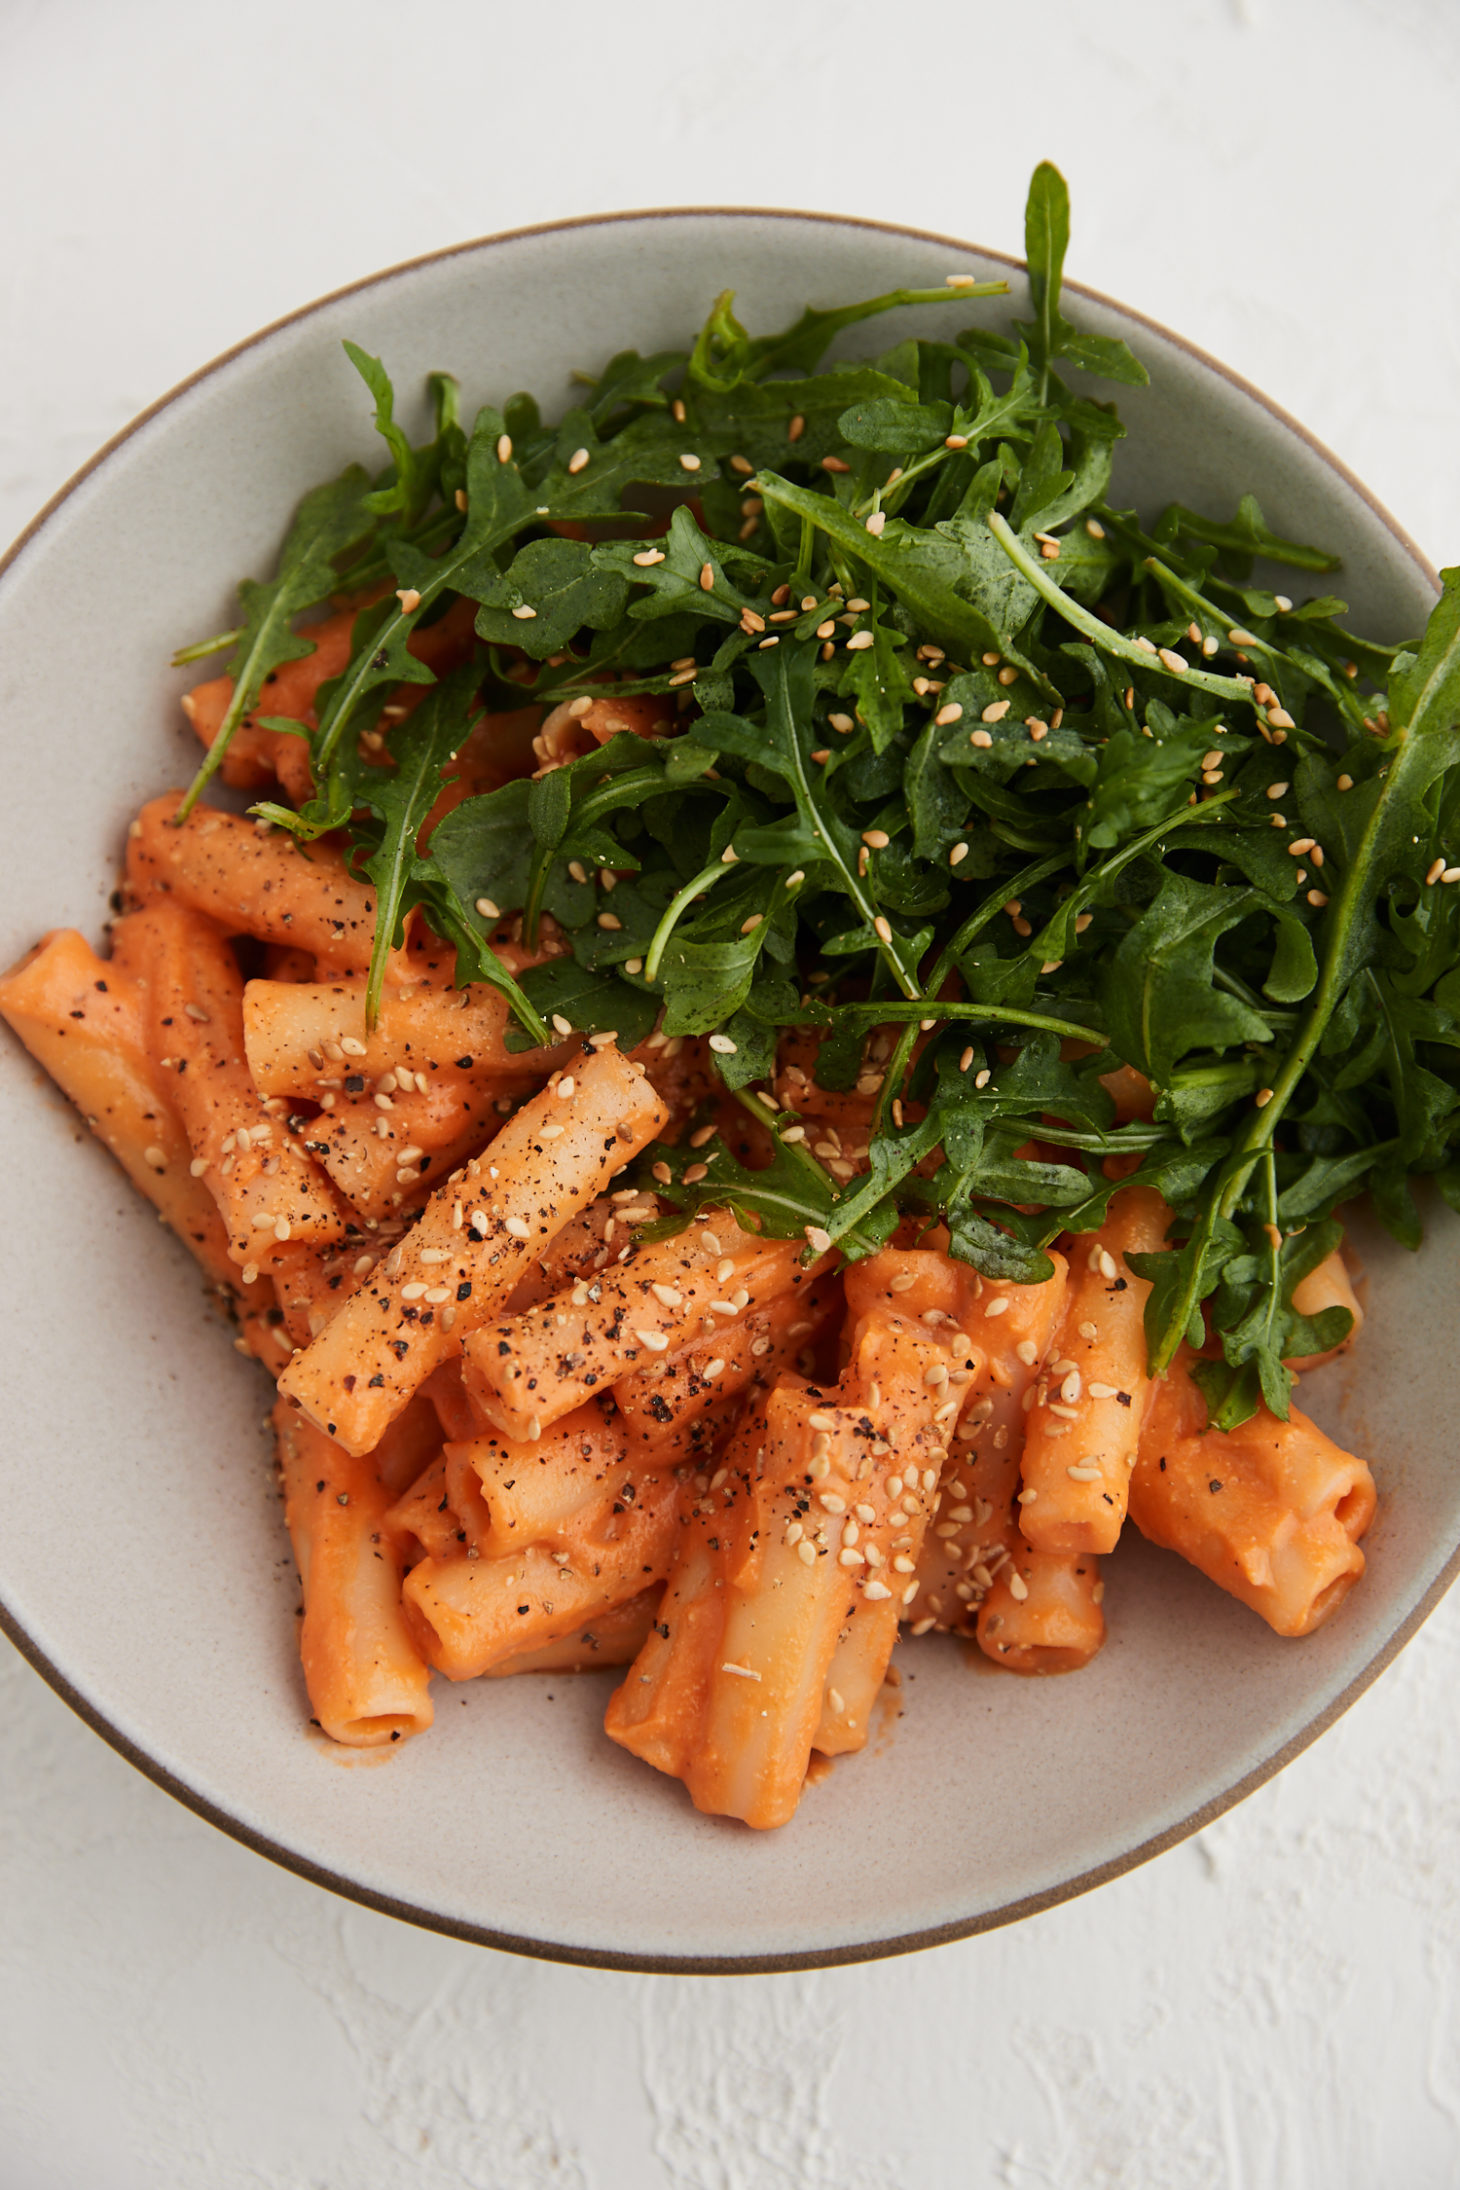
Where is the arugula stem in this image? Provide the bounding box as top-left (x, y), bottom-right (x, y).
top-left (644, 860), bottom-right (731, 983)
top-left (803, 999), bottom-right (1106, 1042)
top-left (171, 627), bottom-right (243, 668)
top-left (987, 512), bottom-right (1258, 710)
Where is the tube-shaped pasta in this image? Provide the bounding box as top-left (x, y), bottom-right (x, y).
top-left (383, 1453), bottom-right (457, 1563)
top-left (975, 1549), bottom-right (1105, 1673)
top-left (0, 928), bottom-right (254, 1295)
top-left (401, 1464), bottom-right (681, 1680)
top-left (1128, 1347), bottom-right (1377, 1636)
top-left (1018, 1186), bottom-right (1171, 1556)
top-left (462, 1214), bottom-right (820, 1442)
top-left (612, 1274), bottom-right (840, 1458)
top-left (808, 1308), bottom-right (962, 1756)
top-left (602, 1413), bottom-right (760, 1781)
top-left (273, 1399), bottom-right (434, 1746)
top-left (608, 1307), bottom-right (953, 1825)
top-left (241, 972), bottom-right (572, 1102)
top-left (482, 1588), bottom-right (663, 1677)
top-left (448, 1401), bottom-right (630, 1556)
top-left (114, 901), bottom-right (351, 1264)
top-left (1286, 1243), bottom-right (1364, 1370)
top-left (889, 1248), bottom-right (1069, 1638)
top-left (277, 1045), bottom-right (669, 1454)
top-left (126, 794), bottom-right (381, 973)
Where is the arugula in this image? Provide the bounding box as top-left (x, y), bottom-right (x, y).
top-left (169, 160), bottom-right (1460, 1434)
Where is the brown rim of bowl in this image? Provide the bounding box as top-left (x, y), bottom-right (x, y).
top-left (0, 204), bottom-right (1450, 1976)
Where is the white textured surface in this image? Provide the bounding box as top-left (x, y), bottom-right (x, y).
top-left (2, 0), bottom-right (1459, 2179)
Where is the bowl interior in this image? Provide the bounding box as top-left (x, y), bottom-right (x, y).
top-left (0, 209), bottom-right (1451, 1970)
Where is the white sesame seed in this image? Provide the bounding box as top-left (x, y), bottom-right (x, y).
top-left (1158, 648), bottom-right (1188, 674)
top-left (1007, 1571), bottom-right (1029, 1602)
top-left (678, 453), bottom-right (701, 472)
top-left (474, 896), bottom-right (501, 920)
top-left (934, 702), bottom-right (963, 727)
top-left (864, 511), bottom-right (887, 537)
top-left (846, 630), bottom-right (875, 652)
top-left (635, 1329), bottom-right (670, 1353)
top-left (720, 1661), bottom-right (761, 1680)
top-left (985, 1296), bottom-right (1009, 1318)
top-left (804, 1225), bottom-right (832, 1254)
top-left (511, 604), bottom-right (537, 620)
top-left (1066, 1464), bottom-right (1102, 1481)
top-left (708, 1033), bottom-right (737, 1055)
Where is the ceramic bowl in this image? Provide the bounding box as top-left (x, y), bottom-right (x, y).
top-left (0, 210), bottom-right (1452, 1972)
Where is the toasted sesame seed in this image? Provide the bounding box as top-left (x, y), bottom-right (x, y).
top-left (625, 957), bottom-right (644, 975)
top-left (862, 828), bottom-right (891, 849)
top-left (1289, 837), bottom-right (1316, 856)
top-left (970, 728), bottom-right (994, 748)
top-left (1255, 1087), bottom-right (1274, 1108)
top-left (511, 603), bottom-right (537, 620)
top-left (934, 702), bottom-right (963, 726)
top-left (872, 916), bottom-right (893, 944)
top-left (1158, 648), bottom-right (1188, 674)
top-left (864, 511), bottom-right (887, 536)
top-left (1428, 856), bottom-right (1447, 885)
top-left (596, 912), bottom-right (622, 930)
top-left (982, 700), bottom-right (1011, 723)
top-left (845, 630), bottom-right (876, 652)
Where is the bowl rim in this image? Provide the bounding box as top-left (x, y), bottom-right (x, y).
top-left (0, 202), bottom-right (1449, 1976)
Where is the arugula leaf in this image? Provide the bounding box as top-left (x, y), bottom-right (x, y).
top-left (177, 464), bottom-right (376, 817)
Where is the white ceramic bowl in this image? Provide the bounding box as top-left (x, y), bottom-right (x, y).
top-left (1, 210), bottom-right (1453, 1972)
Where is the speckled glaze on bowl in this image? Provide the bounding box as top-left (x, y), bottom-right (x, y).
top-left (0, 210), bottom-right (1453, 1972)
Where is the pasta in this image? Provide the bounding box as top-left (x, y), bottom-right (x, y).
top-left (3, 215), bottom-right (1406, 1832)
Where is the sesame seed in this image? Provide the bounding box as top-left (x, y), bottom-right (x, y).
top-left (981, 700), bottom-right (1011, 723)
top-left (1158, 648), bottom-right (1187, 674)
top-left (935, 702), bottom-right (963, 726)
top-left (970, 729), bottom-right (994, 748)
top-left (828, 712), bottom-right (855, 734)
top-left (669, 669), bottom-right (697, 687)
top-left (873, 916), bottom-right (893, 943)
top-left (945, 433), bottom-right (969, 449)
top-left (625, 957), bottom-right (644, 975)
top-left (797, 1540), bottom-right (818, 1566)
top-left (1015, 1340), bottom-right (1039, 1367)
top-left (1427, 857), bottom-right (1447, 885)
top-left (708, 1033), bottom-right (737, 1055)
top-left (864, 511), bottom-right (887, 537)
top-left (678, 453), bottom-right (701, 471)
top-left (567, 446), bottom-right (590, 474)
top-left (511, 604), bottom-right (537, 620)
top-left (846, 630), bottom-right (875, 651)
top-left (1007, 1571), bottom-right (1029, 1602)
top-left (474, 896), bottom-right (501, 921)
top-left (1275, 594), bottom-right (1293, 612)
top-left (1289, 837), bottom-right (1315, 856)
top-left (721, 1661), bottom-right (761, 1680)
top-left (975, 1068), bottom-right (991, 1087)
top-left (635, 1329), bottom-right (670, 1353)
top-left (596, 913), bottom-right (622, 930)
top-left (632, 548), bottom-right (666, 567)
top-left (683, 1163), bottom-right (708, 1184)
top-left (1255, 1087), bottom-right (1274, 1108)
top-left (949, 842), bottom-right (970, 868)
top-left (1098, 1248), bottom-right (1118, 1280)
top-left (804, 1226), bottom-right (832, 1254)
top-left (504, 1215), bottom-right (531, 1239)
top-left (985, 1296), bottom-right (1009, 1318)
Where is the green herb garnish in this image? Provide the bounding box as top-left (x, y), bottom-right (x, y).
top-left (176, 161), bottom-right (1459, 1431)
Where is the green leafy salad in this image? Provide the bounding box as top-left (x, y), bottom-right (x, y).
top-left (176, 162), bottom-right (1460, 1435)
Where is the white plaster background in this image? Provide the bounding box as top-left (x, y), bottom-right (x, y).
top-left (2, 0), bottom-right (1458, 2181)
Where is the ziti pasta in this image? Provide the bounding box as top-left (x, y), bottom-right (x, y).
top-left (12, 155), bottom-right (1436, 1829)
